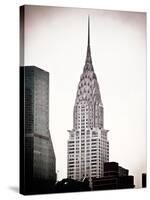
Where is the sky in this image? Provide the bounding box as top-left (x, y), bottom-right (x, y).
top-left (23, 5), bottom-right (146, 188)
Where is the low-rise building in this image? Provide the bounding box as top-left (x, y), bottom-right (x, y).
top-left (92, 162), bottom-right (134, 190)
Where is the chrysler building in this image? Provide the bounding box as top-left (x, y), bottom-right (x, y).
top-left (67, 17), bottom-right (109, 185)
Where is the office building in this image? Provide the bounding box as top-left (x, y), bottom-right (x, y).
top-left (142, 173), bottom-right (146, 188)
top-left (92, 162), bottom-right (134, 190)
top-left (20, 66), bottom-right (56, 194)
top-left (67, 18), bottom-right (109, 185)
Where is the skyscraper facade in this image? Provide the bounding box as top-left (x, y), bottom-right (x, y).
top-left (20, 66), bottom-right (56, 194)
top-left (67, 19), bottom-right (109, 185)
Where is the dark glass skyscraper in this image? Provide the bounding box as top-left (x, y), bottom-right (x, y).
top-left (20, 66), bottom-right (56, 194)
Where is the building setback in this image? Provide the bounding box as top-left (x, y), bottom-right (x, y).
top-left (92, 162), bottom-right (134, 190)
top-left (67, 18), bottom-right (109, 186)
top-left (20, 66), bottom-right (56, 194)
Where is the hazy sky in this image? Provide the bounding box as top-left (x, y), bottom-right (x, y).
top-left (23, 5), bottom-right (146, 188)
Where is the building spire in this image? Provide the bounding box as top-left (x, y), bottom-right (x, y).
top-left (84, 16), bottom-right (93, 71)
top-left (88, 15), bottom-right (90, 48)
